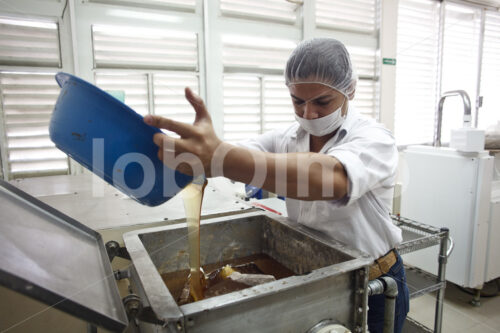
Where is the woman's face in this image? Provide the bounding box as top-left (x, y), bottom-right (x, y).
top-left (288, 83), bottom-right (347, 120)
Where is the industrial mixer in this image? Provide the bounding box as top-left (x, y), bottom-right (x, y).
top-left (0, 179), bottom-right (373, 332)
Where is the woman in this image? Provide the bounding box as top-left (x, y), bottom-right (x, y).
top-left (144, 37), bottom-right (409, 332)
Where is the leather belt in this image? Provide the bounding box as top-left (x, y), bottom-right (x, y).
top-left (369, 249), bottom-right (397, 281)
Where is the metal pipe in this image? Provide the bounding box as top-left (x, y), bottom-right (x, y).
top-left (434, 90), bottom-right (472, 147)
top-left (367, 276), bottom-right (399, 333)
top-left (434, 228), bottom-right (449, 333)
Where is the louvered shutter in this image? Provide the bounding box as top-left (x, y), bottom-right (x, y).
top-left (95, 72), bottom-right (149, 115)
top-left (479, 11), bottom-right (500, 130)
top-left (0, 72), bottom-right (68, 178)
top-left (92, 25), bottom-right (198, 71)
top-left (316, 0), bottom-right (377, 34)
top-left (222, 35), bottom-right (296, 73)
top-left (223, 75), bottom-right (261, 142)
top-left (262, 76), bottom-right (294, 132)
top-left (153, 73), bottom-right (199, 125)
top-left (88, 0), bottom-right (195, 11)
top-left (395, 0), bottom-right (440, 145)
top-left (0, 17), bottom-right (61, 67)
top-left (348, 46), bottom-right (377, 118)
top-left (220, 0), bottom-right (298, 24)
top-left (440, 3), bottom-right (481, 143)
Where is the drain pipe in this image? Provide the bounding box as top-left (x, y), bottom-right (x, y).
top-left (367, 276), bottom-right (399, 333)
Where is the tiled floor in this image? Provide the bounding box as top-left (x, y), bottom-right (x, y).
top-left (409, 282), bottom-right (500, 333)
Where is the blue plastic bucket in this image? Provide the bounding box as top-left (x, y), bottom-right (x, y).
top-left (49, 72), bottom-right (192, 206)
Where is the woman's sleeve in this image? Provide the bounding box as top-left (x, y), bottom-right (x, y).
top-left (327, 124), bottom-right (398, 206)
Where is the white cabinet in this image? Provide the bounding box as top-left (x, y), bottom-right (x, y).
top-left (400, 145), bottom-right (494, 288)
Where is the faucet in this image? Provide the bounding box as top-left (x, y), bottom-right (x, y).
top-left (434, 90), bottom-right (472, 147)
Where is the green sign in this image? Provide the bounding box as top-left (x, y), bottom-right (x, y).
top-left (383, 58), bottom-right (397, 65)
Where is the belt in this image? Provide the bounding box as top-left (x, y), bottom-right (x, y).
top-left (369, 249), bottom-right (397, 281)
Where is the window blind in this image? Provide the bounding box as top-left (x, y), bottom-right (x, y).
top-left (92, 25), bottom-right (198, 71)
top-left (220, 0), bottom-right (299, 24)
top-left (223, 75), bottom-right (261, 142)
top-left (395, 0), bottom-right (440, 145)
top-left (479, 11), bottom-right (500, 130)
top-left (153, 72), bottom-right (199, 125)
top-left (88, 0), bottom-right (196, 11)
top-left (440, 3), bottom-right (481, 143)
top-left (316, 0), bottom-right (377, 34)
top-left (0, 72), bottom-right (68, 178)
top-left (262, 76), bottom-right (294, 132)
top-left (347, 46), bottom-right (377, 118)
top-left (95, 72), bottom-right (149, 115)
top-left (0, 17), bottom-right (61, 67)
top-left (352, 79), bottom-right (376, 117)
top-left (222, 34), bottom-right (296, 73)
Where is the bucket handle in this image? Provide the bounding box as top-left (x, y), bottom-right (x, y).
top-left (55, 72), bottom-right (72, 88)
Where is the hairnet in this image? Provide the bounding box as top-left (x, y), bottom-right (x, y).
top-left (285, 38), bottom-right (357, 99)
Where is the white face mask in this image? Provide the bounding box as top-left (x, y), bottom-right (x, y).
top-left (295, 102), bottom-right (346, 137)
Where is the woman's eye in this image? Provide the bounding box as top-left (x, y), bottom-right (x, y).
top-left (315, 100), bottom-right (330, 106)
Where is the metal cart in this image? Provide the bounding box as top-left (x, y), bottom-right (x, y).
top-left (393, 215), bottom-right (454, 333)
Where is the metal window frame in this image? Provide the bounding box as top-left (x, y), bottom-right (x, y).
top-left (0, 80), bottom-right (9, 180)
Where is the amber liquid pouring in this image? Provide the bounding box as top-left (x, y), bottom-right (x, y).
top-left (180, 179), bottom-right (207, 301)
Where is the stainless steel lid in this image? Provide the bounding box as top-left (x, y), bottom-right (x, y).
top-left (0, 180), bottom-right (128, 332)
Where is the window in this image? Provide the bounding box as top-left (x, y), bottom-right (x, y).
top-left (395, 0), bottom-right (440, 145)
top-left (0, 17), bottom-right (61, 67)
top-left (220, 0), bottom-right (299, 24)
top-left (262, 76), bottom-right (295, 133)
top-left (88, 0), bottom-right (196, 12)
top-left (222, 35), bottom-right (296, 141)
top-left (223, 75), bottom-right (261, 141)
top-left (395, 1), bottom-right (499, 145)
top-left (316, 0), bottom-right (377, 34)
top-left (0, 72), bottom-right (68, 178)
top-left (440, 3), bottom-right (481, 143)
top-left (92, 25), bottom-right (200, 131)
top-left (95, 72), bottom-right (149, 115)
top-left (315, 1), bottom-right (379, 119)
top-left (153, 72), bottom-right (199, 124)
top-left (222, 34), bottom-right (296, 73)
top-left (222, 75), bottom-right (294, 142)
top-left (348, 46), bottom-right (377, 118)
top-left (92, 25), bottom-right (198, 70)
top-left (0, 17), bottom-right (68, 179)
top-left (479, 11), bottom-right (500, 130)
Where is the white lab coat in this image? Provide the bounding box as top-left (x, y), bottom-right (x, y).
top-left (237, 105), bottom-right (402, 259)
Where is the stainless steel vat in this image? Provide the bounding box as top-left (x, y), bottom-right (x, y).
top-left (124, 211), bottom-right (372, 333)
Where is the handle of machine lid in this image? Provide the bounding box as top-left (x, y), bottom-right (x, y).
top-left (55, 72), bottom-right (72, 88)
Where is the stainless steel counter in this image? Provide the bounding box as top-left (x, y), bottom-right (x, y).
top-left (10, 174), bottom-right (252, 231)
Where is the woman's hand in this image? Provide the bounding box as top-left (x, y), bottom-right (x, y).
top-left (143, 87), bottom-right (347, 200)
top-left (144, 88), bottom-right (222, 177)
